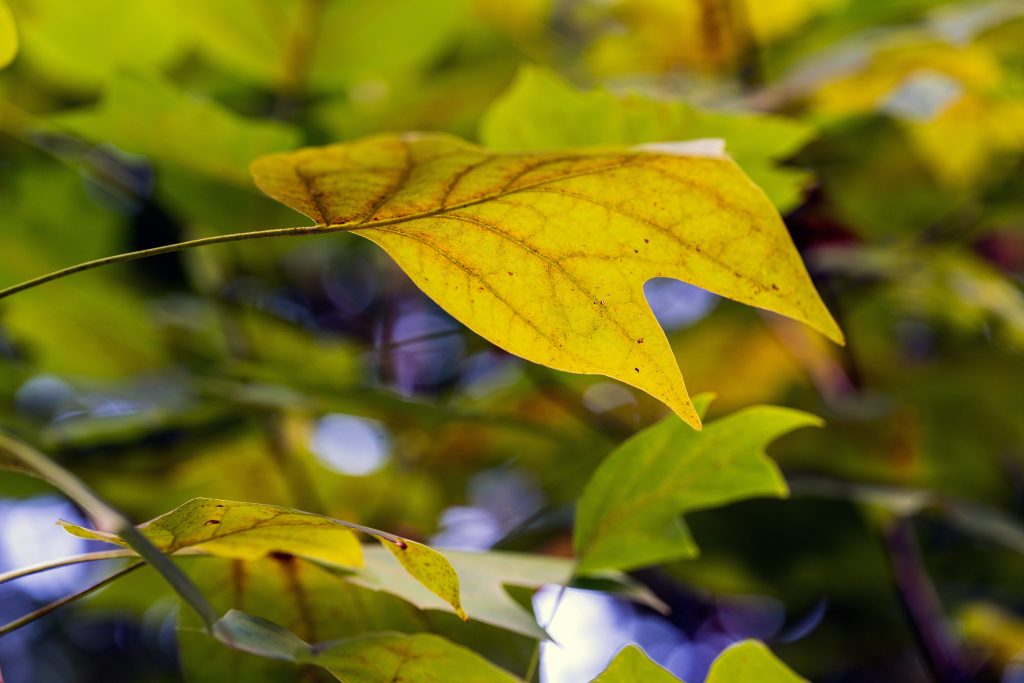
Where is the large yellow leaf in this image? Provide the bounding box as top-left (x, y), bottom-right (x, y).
top-left (251, 133), bottom-right (842, 429)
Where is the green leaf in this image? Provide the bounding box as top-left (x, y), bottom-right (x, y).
top-left (706, 640), bottom-right (807, 683)
top-left (251, 132), bottom-right (842, 430)
top-left (213, 610), bottom-right (523, 682)
top-left (480, 66), bottom-right (816, 212)
top-left (55, 71), bottom-right (300, 186)
top-left (591, 645), bottom-right (680, 682)
top-left (60, 497), bottom-right (363, 566)
top-left (592, 640), bottom-right (806, 682)
top-left (353, 547), bottom-right (572, 638)
top-left (0, 0), bottom-right (17, 69)
top-left (575, 397), bottom-right (822, 573)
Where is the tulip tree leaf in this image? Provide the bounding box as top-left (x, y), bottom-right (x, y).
top-left (593, 640), bottom-right (806, 682)
top-left (481, 66), bottom-right (816, 212)
top-left (0, 0), bottom-right (17, 69)
top-left (706, 641), bottom-right (808, 682)
top-left (575, 397), bottom-right (822, 573)
top-left (59, 497), bottom-right (365, 568)
top-left (213, 610), bottom-right (522, 683)
top-left (56, 71), bottom-right (299, 185)
top-left (251, 133), bottom-right (842, 429)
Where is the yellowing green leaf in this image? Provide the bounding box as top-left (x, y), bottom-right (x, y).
top-left (381, 538), bottom-right (466, 620)
top-left (592, 645), bottom-right (680, 682)
top-left (59, 498), bottom-right (469, 618)
top-left (481, 65), bottom-right (816, 211)
top-left (61, 497), bottom-right (364, 568)
top-left (251, 133), bottom-right (842, 429)
top-left (55, 72), bottom-right (299, 186)
top-left (593, 640), bottom-right (806, 683)
top-left (174, 553), bottom-right (538, 681)
top-left (212, 610), bottom-right (522, 683)
top-left (319, 633), bottom-right (521, 683)
top-left (0, 0), bottom-right (17, 69)
top-left (706, 640), bottom-right (807, 683)
top-left (575, 397), bottom-right (822, 573)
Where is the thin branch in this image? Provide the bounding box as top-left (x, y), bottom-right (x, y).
top-left (0, 561), bottom-right (145, 637)
top-left (881, 516), bottom-right (972, 683)
top-left (0, 225), bottom-right (327, 301)
top-left (0, 549), bottom-right (136, 586)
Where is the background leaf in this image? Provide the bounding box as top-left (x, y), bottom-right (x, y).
top-left (55, 71), bottom-right (300, 186)
top-left (480, 66), bottom-right (816, 212)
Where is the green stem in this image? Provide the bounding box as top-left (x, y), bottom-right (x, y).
top-left (0, 432), bottom-right (219, 630)
top-left (0, 549), bottom-right (137, 585)
top-left (0, 225), bottom-right (327, 301)
top-left (0, 561), bottom-right (146, 637)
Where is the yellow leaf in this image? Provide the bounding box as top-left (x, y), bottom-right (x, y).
top-left (60, 498), bottom-right (364, 568)
top-left (583, 0), bottom-right (842, 76)
top-left (251, 133), bottom-right (842, 429)
top-left (0, 0), bottom-right (17, 69)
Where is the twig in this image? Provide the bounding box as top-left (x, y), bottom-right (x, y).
top-left (0, 549), bottom-right (136, 586)
top-left (0, 226), bottom-right (325, 301)
top-left (0, 561), bottom-right (145, 637)
top-left (881, 516), bottom-right (972, 683)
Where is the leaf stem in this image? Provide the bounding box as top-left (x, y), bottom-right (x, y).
top-left (0, 225), bottom-right (325, 301)
top-left (0, 561), bottom-right (146, 638)
top-left (0, 432), bottom-right (219, 630)
top-left (0, 549), bottom-right (137, 586)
